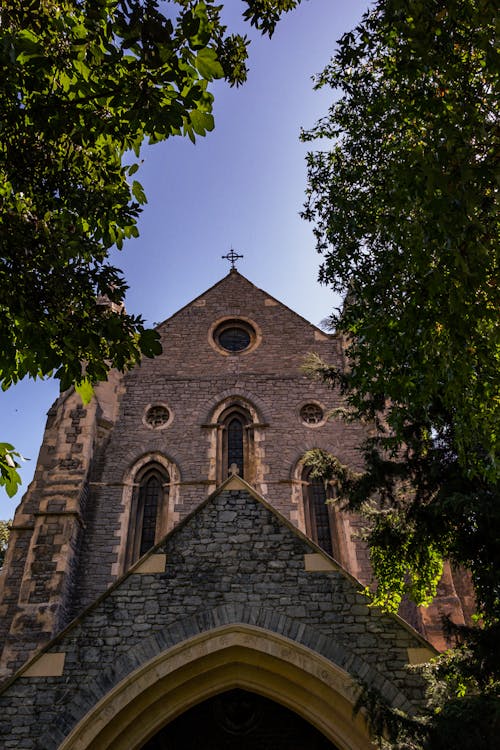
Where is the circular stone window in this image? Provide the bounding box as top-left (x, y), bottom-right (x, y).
top-left (144, 404), bottom-right (171, 429)
top-left (300, 403), bottom-right (324, 425)
top-left (213, 319), bottom-right (256, 353)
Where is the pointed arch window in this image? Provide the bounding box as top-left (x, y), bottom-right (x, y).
top-left (302, 467), bottom-right (336, 558)
top-left (227, 416), bottom-right (245, 476)
top-left (127, 464), bottom-right (169, 565)
top-left (217, 405), bottom-right (253, 482)
top-left (138, 473), bottom-right (161, 556)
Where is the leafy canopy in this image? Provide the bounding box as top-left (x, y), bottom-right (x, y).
top-left (302, 0), bottom-right (499, 618)
top-left (0, 0), bottom-right (300, 495)
top-left (302, 1), bottom-right (498, 745)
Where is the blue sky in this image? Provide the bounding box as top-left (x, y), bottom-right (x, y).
top-left (1, 0), bottom-right (370, 517)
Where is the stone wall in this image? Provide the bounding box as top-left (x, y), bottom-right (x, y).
top-left (1, 272), bottom-right (374, 680)
top-left (0, 271), bottom-right (473, 683)
top-left (73, 271), bottom-right (370, 613)
top-left (0, 486), bottom-right (432, 750)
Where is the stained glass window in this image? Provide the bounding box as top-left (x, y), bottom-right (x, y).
top-left (227, 417), bottom-right (244, 476)
top-left (308, 478), bottom-right (333, 556)
top-left (145, 405), bottom-right (170, 428)
top-left (300, 403), bottom-right (324, 425)
top-left (219, 328), bottom-right (251, 352)
top-left (302, 468), bottom-right (335, 557)
top-left (214, 319), bottom-right (256, 353)
top-left (138, 474), bottom-right (161, 556)
top-left (128, 465), bottom-right (170, 566)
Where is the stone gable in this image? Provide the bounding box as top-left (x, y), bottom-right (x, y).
top-left (0, 270), bottom-right (471, 689)
top-left (153, 270), bottom-right (338, 374)
top-left (1, 272), bottom-right (374, 680)
top-left (0, 481), bottom-right (432, 750)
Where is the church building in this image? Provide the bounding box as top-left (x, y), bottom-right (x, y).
top-left (0, 270), bottom-right (472, 748)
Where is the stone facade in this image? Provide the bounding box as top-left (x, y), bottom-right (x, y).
top-left (0, 271), bottom-right (473, 748)
top-left (0, 271), bottom-right (376, 676)
top-left (0, 483), bottom-right (433, 749)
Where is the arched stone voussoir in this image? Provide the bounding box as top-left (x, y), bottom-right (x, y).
top-left (202, 388), bottom-right (270, 424)
top-left (40, 605), bottom-right (415, 750)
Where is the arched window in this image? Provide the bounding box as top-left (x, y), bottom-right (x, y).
top-left (138, 473), bottom-right (161, 556)
top-left (127, 464), bottom-right (169, 565)
top-left (217, 405), bottom-right (253, 482)
top-left (302, 467), bottom-right (336, 558)
top-left (227, 416), bottom-right (245, 476)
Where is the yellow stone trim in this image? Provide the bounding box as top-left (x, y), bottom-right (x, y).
top-left (219, 474), bottom-right (267, 503)
top-left (21, 652), bottom-right (65, 678)
top-left (133, 554), bottom-right (167, 574)
top-left (407, 648), bottom-right (434, 665)
top-left (314, 330), bottom-right (329, 341)
top-left (224, 475), bottom-right (245, 490)
top-left (304, 553), bottom-right (338, 571)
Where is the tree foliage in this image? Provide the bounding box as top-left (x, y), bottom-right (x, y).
top-left (302, 2), bottom-right (498, 745)
top-left (0, 0), bottom-right (300, 496)
top-left (0, 445), bottom-right (21, 499)
top-left (354, 622), bottom-right (500, 750)
top-left (0, 519), bottom-right (10, 567)
top-left (303, 0), bottom-right (498, 619)
top-left (301, 447), bottom-right (353, 487)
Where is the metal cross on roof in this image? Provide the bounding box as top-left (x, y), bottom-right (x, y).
top-left (221, 248), bottom-right (244, 270)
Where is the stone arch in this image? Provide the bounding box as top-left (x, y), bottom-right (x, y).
top-left (121, 450), bottom-right (183, 485)
top-left (289, 453), bottom-right (309, 531)
top-left (202, 388), bottom-right (270, 425)
top-left (203, 391), bottom-right (269, 489)
top-left (41, 606), bottom-right (415, 750)
top-left (115, 452), bottom-right (180, 576)
top-left (55, 627), bottom-right (370, 750)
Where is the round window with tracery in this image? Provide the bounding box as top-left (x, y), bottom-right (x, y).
top-left (213, 319), bottom-right (256, 354)
top-left (218, 326), bottom-right (251, 352)
top-left (300, 403), bottom-right (324, 425)
top-left (144, 405), bottom-right (170, 429)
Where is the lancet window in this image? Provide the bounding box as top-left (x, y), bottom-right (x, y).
top-left (227, 416), bottom-right (245, 476)
top-left (217, 405), bottom-right (253, 482)
top-left (127, 464), bottom-right (169, 565)
top-left (302, 467), bottom-right (336, 558)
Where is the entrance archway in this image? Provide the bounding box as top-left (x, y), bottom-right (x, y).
top-left (141, 688), bottom-right (339, 749)
top-left (58, 625), bottom-right (375, 750)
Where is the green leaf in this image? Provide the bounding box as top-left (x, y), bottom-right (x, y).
top-left (15, 29), bottom-right (43, 63)
top-left (132, 180), bottom-right (147, 204)
top-left (73, 59), bottom-right (90, 81)
top-left (195, 48), bottom-right (224, 81)
top-left (75, 379), bottom-right (94, 404)
top-left (4, 469), bottom-right (21, 498)
top-left (190, 109), bottom-right (214, 135)
top-left (139, 329), bottom-right (163, 358)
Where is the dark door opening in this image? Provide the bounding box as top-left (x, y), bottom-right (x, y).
top-left (141, 688), bottom-right (338, 749)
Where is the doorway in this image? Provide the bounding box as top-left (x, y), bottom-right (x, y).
top-left (141, 688), bottom-right (339, 749)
